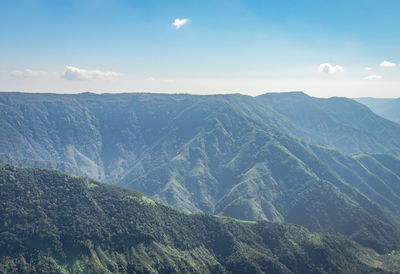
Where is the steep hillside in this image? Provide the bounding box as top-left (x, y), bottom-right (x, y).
top-left (0, 165), bottom-right (396, 273)
top-left (3, 92), bottom-right (400, 183)
top-left (2, 92), bottom-right (400, 253)
top-left (356, 97), bottom-right (400, 124)
top-left (121, 119), bottom-right (400, 252)
top-left (256, 92), bottom-right (400, 156)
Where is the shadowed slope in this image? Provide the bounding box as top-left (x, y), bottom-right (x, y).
top-left (1, 164), bottom-right (396, 273)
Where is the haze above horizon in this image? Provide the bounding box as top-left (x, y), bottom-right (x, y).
top-left (1, 0), bottom-right (399, 98)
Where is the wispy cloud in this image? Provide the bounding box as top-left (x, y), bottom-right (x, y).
top-left (380, 60), bottom-right (396, 67)
top-left (147, 77), bottom-right (175, 83)
top-left (10, 69), bottom-right (47, 78)
top-left (61, 65), bottom-right (119, 80)
top-left (318, 63), bottom-right (344, 74)
top-left (172, 18), bottom-right (190, 29)
top-left (364, 66), bottom-right (372, 71)
top-left (364, 75), bottom-right (382, 80)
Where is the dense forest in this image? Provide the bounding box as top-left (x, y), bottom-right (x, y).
top-left (1, 164), bottom-right (400, 273)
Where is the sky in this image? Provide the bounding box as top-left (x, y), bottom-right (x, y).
top-left (0, 0), bottom-right (399, 98)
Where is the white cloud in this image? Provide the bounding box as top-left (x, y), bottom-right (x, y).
top-left (318, 63), bottom-right (344, 74)
top-left (172, 18), bottom-right (190, 29)
top-left (380, 60), bottom-right (396, 67)
top-left (364, 75), bottom-right (382, 80)
top-left (10, 69), bottom-right (47, 78)
top-left (364, 66), bottom-right (372, 71)
top-left (61, 65), bottom-right (119, 80)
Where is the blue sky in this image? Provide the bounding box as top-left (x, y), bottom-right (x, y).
top-left (1, 0), bottom-right (399, 97)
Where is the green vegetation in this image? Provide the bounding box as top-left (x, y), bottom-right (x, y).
top-left (2, 92), bottom-right (400, 254)
top-left (1, 164), bottom-right (398, 273)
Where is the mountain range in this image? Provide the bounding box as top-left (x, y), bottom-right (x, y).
top-left (356, 97), bottom-right (400, 125)
top-left (1, 91), bottom-right (400, 255)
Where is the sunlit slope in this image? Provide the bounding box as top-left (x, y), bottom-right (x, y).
top-left (2, 92), bottom-right (400, 253)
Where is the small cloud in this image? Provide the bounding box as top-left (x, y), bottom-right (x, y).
top-left (380, 60), bottom-right (396, 67)
top-left (10, 69), bottom-right (47, 78)
top-left (172, 18), bottom-right (190, 30)
top-left (364, 75), bottom-right (382, 80)
top-left (61, 65), bottom-right (119, 81)
top-left (364, 66), bottom-right (372, 71)
top-left (318, 63), bottom-right (344, 74)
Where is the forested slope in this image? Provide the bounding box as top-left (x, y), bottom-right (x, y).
top-left (1, 165), bottom-right (397, 273)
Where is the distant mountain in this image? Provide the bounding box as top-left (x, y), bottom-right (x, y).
top-left (2, 92), bottom-right (400, 253)
top-left (257, 92), bottom-right (400, 156)
top-left (3, 92), bottom-right (400, 182)
top-left (356, 97), bottom-right (400, 124)
top-left (1, 165), bottom-right (397, 273)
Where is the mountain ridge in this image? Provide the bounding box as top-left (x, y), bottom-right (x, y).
top-left (356, 97), bottom-right (400, 124)
top-left (2, 92), bottom-right (400, 253)
top-left (1, 164), bottom-right (398, 273)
